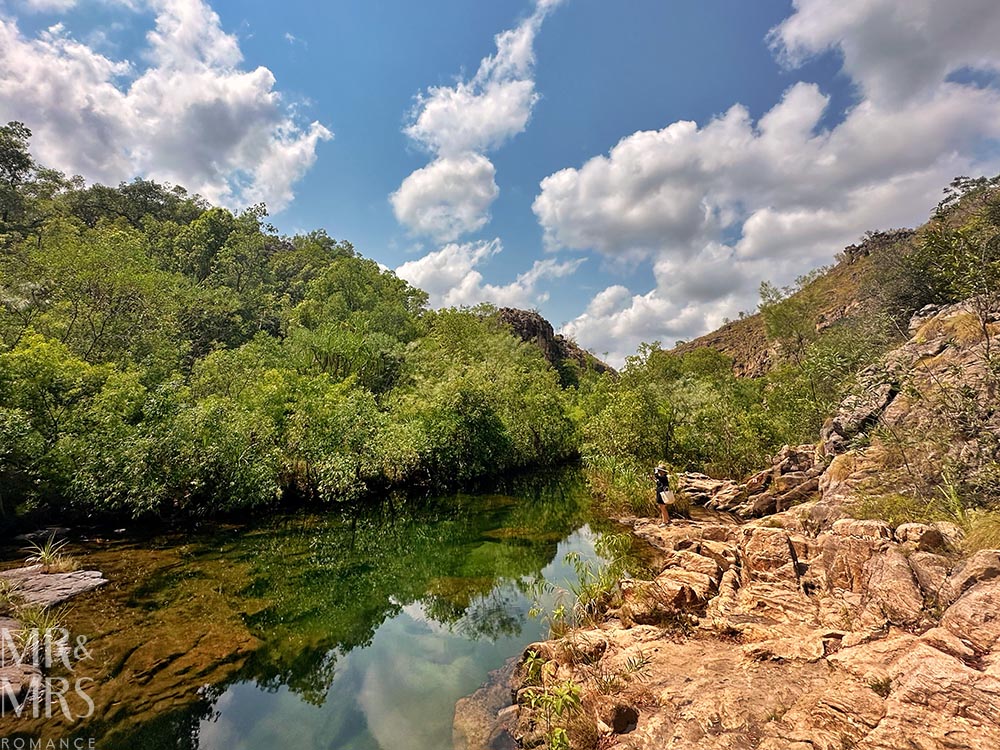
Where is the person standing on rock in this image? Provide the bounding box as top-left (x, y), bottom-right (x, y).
top-left (653, 464), bottom-right (674, 526)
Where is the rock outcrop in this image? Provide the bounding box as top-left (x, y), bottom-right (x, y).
top-left (675, 444), bottom-right (823, 518)
top-left (817, 298), bottom-right (1000, 508)
top-left (0, 565), bottom-right (108, 607)
top-left (495, 308), bottom-right (614, 384)
top-left (496, 515), bottom-right (1000, 750)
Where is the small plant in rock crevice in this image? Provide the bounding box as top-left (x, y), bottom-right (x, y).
top-left (522, 679), bottom-right (583, 750)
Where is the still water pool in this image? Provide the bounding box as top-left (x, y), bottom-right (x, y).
top-left (2, 469), bottom-right (627, 749)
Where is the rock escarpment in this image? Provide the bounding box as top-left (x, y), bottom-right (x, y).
top-left (495, 308), bottom-right (614, 384)
top-left (816, 298), bottom-right (1000, 511)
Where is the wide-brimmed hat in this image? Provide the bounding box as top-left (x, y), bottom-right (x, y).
top-left (653, 464), bottom-right (669, 474)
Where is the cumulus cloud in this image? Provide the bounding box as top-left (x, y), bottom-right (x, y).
top-left (395, 239), bottom-right (582, 309)
top-left (389, 153), bottom-right (498, 242)
top-left (392, 0), bottom-right (561, 240)
top-left (541, 0), bottom-right (1000, 365)
top-left (0, 0), bottom-right (331, 211)
top-left (770, 0), bottom-right (1000, 105)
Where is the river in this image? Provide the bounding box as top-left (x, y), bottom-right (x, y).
top-left (0, 468), bottom-right (630, 749)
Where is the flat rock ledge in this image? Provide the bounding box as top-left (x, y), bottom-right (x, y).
top-left (458, 515), bottom-right (1000, 750)
top-left (0, 565), bottom-right (108, 608)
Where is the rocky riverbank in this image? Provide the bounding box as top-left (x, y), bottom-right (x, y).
top-left (462, 509), bottom-right (998, 750)
top-left (0, 561), bottom-right (108, 709)
top-left (453, 298), bottom-right (1000, 749)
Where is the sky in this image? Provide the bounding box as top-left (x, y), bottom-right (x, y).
top-left (2, 0), bottom-right (1000, 366)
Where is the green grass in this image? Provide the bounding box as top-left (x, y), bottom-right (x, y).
top-left (13, 604), bottom-right (68, 653)
top-left (22, 532), bottom-right (79, 573)
top-left (0, 578), bottom-right (23, 614)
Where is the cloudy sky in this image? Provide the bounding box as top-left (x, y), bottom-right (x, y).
top-left (3, 0), bottom-right (1000, 365)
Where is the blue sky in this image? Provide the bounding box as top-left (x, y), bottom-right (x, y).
top-left (3, 0), bottom-right (1000, 364)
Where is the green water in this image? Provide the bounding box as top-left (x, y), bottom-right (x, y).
top-left (3, 469), bottom-right (621, 749)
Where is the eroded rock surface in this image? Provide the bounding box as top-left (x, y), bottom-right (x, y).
top-left (489, 517), bottom-right (1000, 750)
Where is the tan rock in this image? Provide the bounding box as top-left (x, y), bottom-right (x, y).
top-left (820, 533), bottom-right (882, 593)
top-left (941, 579), bottom-right (1000, 654)
top-left (861, 548), bottom-right (924, 626)
top-left (944, 549), bottom-right (1000, 603)
top-left (933, 521), bottom-right (966, 550)
top-left (894, 522), bottom-right (946, 551)
top-left (919, 626), bottom-right (976, 661)
top-left (908, 551), bottom-right (951, 602)
top-left (743, 633), bottom-right (826, 663)
top-left (828, 632), bottom-right (919, 682)
top-left (696, 539), bottom-right (739, 572)
top-left (831, 518), bottom-right (893, 540)
top-left (664, 550), bottom-right (722, 580)
top-left (862, 643), bottom-right (1000, 750)
top-left (740, 527), bottom-right (798, 584)
top-left (655, 568), bottom-right (717, 601)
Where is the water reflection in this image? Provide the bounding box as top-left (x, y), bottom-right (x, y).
top-left (3, 468), bottom-right (610, 749)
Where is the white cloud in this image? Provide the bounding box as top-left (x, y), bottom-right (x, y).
top-left (19, 0), bottom-right (80, 11)
top-left (0, 0), bottom-right (331, 211)
top-left (395, 239), bottom-right (582, 309)
top-left (543, 0), bottom-right (1000, 365)
top-left (392, 0), bottom-right (561, 240)
top-left (390, 153), bottom-right (498, 242)
top-left (770, 0), bottom-right (1000, 106)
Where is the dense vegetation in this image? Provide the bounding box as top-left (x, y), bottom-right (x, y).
top-left (0, 122), bottom-right (579, 522)
top-left (3, 117), bottom-right (998, 524)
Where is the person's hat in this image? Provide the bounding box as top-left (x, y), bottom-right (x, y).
top-left (654, 464), bottom-right (669, 474)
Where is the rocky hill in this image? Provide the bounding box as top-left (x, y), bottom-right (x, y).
top-left (671, 229), bottom-right (915, 377)
top-left (495, 307), bottom-right (614, 384)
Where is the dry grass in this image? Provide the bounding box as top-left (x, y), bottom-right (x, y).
top-left (855, 481), bottom-right (1000, 554)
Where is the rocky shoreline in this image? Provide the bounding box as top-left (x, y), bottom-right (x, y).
top-left (454, 507), bottom-right (999, 750)
top-left (0, 562), bottom-right (108, 710)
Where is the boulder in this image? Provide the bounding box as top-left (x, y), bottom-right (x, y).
top-left (944, 549), bottom-right (1000, 603)
top-left (933, 521), bottom-right (966, 550)
top-left (894, 522), bottom-right (946, 551)
top-left (941, 579), bottom-right (1000, 654)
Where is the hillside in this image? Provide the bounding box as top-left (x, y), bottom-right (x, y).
top-left (671, 229), bottom-right (915, 377)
